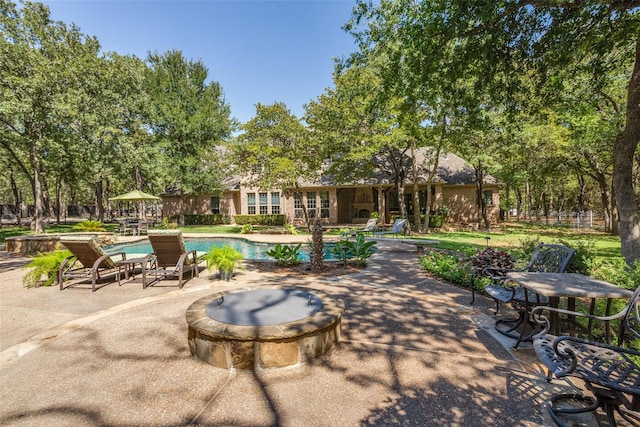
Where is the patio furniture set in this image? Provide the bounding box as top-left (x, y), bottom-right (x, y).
top-left (57, 231), bottom-right (639, 425)
top-left (474, 243), bottom-right (639, 426)
top-left (58, 230), bottom-right (203, 291)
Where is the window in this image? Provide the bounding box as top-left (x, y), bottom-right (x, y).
top-left (210, 197), bottom-right (220, 215)
top-left (483, 190), bottom-right (494, 206)
top-left (294, 193), bottom-right (303, 218)
top-left (247, 193), bottom-right (256, 215)
top-left (307, 191), bottom-right (316, 218)
top-left (259, 192), bottom-right (268, 215)
top-left (320, 191), bottom-right (329, 218)
top-left (271, 192), bottom-right (280, 214)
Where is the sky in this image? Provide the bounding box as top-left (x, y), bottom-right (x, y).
top-left (39, 0), bottom-right (359, 124)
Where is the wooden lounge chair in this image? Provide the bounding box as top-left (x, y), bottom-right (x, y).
top-left (58, 236), bottom-right (126, 292)
top-left (145, 230), bottom-right (201, 288)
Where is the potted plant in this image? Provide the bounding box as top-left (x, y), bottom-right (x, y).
top-left (203, 246), bottom-right (244, 281)
top-left (23, 250), bottom-right (72, 288)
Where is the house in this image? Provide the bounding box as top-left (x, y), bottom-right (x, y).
top-left (161, 150), bottom-right (500, 227)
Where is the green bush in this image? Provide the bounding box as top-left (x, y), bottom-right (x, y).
top-left (558, 238), bottom-right (596, 275)
top-left (73, 220), bottom-right (106, 232)
top-left (266, 243), bottom-right (302, 266)
top-left (234, 214), bottom-right (287, 226)
top-left (23, 250), bottom-right (72, 287)
top-left (284, 223), bottom-right (297, 235)
top-left (240, 224), bottom-right (253, 234)
top-left (203, 246), bottom-right (244, 278)
top-left (331, 234), bottom-right (377, 266)
top-left (183, 214), bottom-right (225, 225)
top-left (419, 249), bottom-right (472, 287)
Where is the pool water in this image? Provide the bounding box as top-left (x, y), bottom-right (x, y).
top-left (105, 237), bottom-right (338, 261)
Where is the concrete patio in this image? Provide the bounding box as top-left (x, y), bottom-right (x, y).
top-left (0, 235), bottom-right (583, 426)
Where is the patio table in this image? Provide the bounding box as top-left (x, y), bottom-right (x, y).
top-left (506, 272), bottom-right (633, 346)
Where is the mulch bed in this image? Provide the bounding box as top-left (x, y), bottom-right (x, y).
top-left (248, 260), bottom-right (366, 277)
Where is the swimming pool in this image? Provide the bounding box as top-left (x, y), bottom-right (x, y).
top-left (104, 237), bottom-right (338, 261)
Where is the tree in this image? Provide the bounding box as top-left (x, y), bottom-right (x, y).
top-left (144, 49), bottom-right (234, 225)
top-left (347, 0), bottom-right (640, 263)
top-left (1, 0), bottom-right (103, 232)
top-left (230, 102), bottom-right (321, 228)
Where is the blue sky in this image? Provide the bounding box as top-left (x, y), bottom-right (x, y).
top-left (40, 0), bottom-right (359, 124)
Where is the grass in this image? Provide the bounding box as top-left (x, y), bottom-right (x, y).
top-left (1, 221), bottom-right (622, 260)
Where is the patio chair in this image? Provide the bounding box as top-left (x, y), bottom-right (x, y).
top-left (531, 284), bottom-right (640, 426)
top-left (58, 236), bottom-right (127, 292)
top-left (350, 218), bottom-right (378, 237)
top-left (119, 222), bottom-right (132, 236)
top-left (145, 230), bottom-right (201, 288)
top-left (478, 243), bottom-right (575, 339)
top-left (136, 220), bottom-right (149, 235)
top-left (373, 218), bottom-right (407, 238)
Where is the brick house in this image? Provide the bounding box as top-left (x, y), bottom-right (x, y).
top-left (161, 151), bottom-right (500, 227)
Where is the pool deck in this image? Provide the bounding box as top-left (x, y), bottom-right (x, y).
top-left (0, 234), bottom-right (589, 426)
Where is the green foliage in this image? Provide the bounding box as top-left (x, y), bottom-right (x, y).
top-left (370, 211), bottom-right (379, 219)
top-left (558, 238), bottom-right (596, 275)
top-left (234, 215), bottom-right (287, 226)
top-left (284, 223), bottom-right (297, 235)
top-left (331, 234), bottom-right (377, 266)
top-left (518, 235), bottom-right (543, 259)
top-left (419, 249), bottom-right (471, 287)
top-left (23, 250), bottom-right (72, 288)
top-left (183, 214), bottom-right (226, 225)
top-left (72, 220), bottom-right (106, 232)
top-left (266, 243), bottom-right (302, 266)
top-left (203, 246), bottom-right (244, 276)
top-left (240, 224), bottom-right (253, 234)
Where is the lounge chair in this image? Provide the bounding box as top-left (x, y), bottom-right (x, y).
top-left (350, 218), bottom-right (378, 237)
top-left (373, 218), bottom-right (407, 238)
top-left (145, 230), bottom-right (202, 288)
top-left (58, 236), bottom-right (127, 291)
top-left (119, 222), bottom-right (132, 236)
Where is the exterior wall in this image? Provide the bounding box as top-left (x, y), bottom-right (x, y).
top-left (238, 187), bottom-right (338, 225)
top-left (441, 185), bottom-right (500, 224)
top-left (161, 184), bottom-right (500, 226)
top-left (162, 193), bottom-right (239, 222)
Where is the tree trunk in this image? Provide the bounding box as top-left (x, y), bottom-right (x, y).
top-left (613, 33), bottom-right (640, 265)
top-left (410, 143), bottom-right (421, 234)
top-left (9, 168), bottom-right (22, 226)
top-left (30, 144), bottom-right (45, 234)
top-left (95, 180), bottom-right (105, 222)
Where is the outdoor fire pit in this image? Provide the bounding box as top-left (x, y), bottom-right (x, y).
top-left (186, 286), bottom-right (344, 370)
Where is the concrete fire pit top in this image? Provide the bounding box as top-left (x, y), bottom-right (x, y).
top-left (205, 288), bottom-right (323, 326)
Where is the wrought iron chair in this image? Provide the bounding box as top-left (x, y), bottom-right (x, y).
top-left (479, 244), bottom-right (575, 339)
top-left (531, 284), bottom-right (640, 426)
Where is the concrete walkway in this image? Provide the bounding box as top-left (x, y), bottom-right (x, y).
top-left (0, 235), bottom-right (579, 426)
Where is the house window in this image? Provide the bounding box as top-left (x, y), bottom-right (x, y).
top-left (483, 190), bottom-right (494, 206)
top-left (307, 191), bottom-right (316, 218)
top-left (210, 197), bottom-right (220, 215)
top-left (259, 192), bottom-right (268, 215)
top-left (320, 191), bottom-right (329, 218)
top-left (271, 192), bottom-right (280, 214)
top-left (294, 193), bottom-right (303, 218)
top-left (247, 193), bottom-right (256, 215)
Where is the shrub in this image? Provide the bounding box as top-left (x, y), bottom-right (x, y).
top-left (558, 238), bottom-right (596, 275)
top-left (73, 220), bottom-right (106, 232)
top-left (203, 246), bottom-right (244, 279)
top-left (419, 249), bottom-right (472, 286)
top-left (471, 248), bottom-right (515, 273)
top-left (183, 214), bottom-right (225, 225)
top-left (234, 214), bottom-right (287, 226)
top-left (240, 224), bottom-right (253, 234)
top-left (23, 250), bottom-right (72, 287)
top-left (284, 223), bottom-right (297, 235)
top-left (331, 234), bottom-right (377, 266)
top-left (267, 243), bottom-right (302, 266)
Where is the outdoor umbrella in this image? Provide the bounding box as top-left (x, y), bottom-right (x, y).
top-left (109, 190), bottom-right (161, 220)
top-left (109, 190), bottom-right (161, 202)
